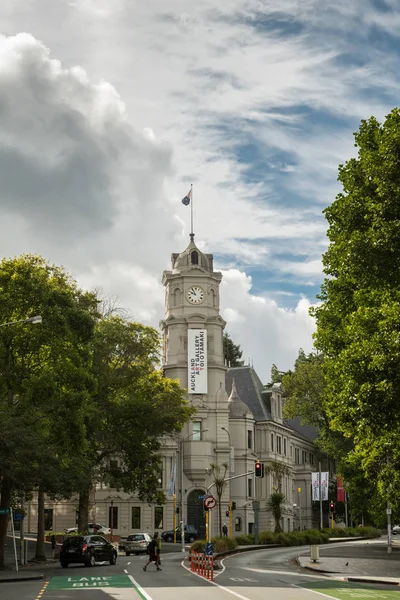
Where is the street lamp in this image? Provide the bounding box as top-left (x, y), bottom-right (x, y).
top-left (0, 315), bottom-right (42, 328)
top-left (221, 427), bottom-right (231, 475)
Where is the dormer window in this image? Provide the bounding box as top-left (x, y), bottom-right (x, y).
top-left (191, 251), bottom-right (198, 265)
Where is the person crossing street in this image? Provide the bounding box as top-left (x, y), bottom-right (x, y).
top-left (143, 532), bottom-right (162, 571)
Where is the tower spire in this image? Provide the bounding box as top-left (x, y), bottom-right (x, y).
top-left (190, 183), bottom-right (194, 242)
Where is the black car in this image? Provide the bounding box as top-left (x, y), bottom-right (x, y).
top-left (161, 525), bottom-right (198, 543)
top-left (60, 535), bottom-right (117, 568)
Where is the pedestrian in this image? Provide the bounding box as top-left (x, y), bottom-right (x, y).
top-left (143, 532), bottom-right (162, 571)
top-left (222, 523), bottom-right (228, 537)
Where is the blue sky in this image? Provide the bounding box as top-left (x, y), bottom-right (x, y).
top-left (0, 0), bottom-right (399, 380)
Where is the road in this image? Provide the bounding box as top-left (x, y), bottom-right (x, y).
top-left (1, 543), bottom-right (399, 600)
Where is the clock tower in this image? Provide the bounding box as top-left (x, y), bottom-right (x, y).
top-left (161, 237), bottom-right (230, 533)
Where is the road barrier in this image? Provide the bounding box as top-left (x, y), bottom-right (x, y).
top-left (190, 552), bottom-right (214, 581)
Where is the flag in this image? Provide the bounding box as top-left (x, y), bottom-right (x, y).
top-left (182, 189), bottom-right (191, 205)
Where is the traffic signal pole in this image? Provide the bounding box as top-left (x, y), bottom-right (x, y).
top-left (229, 501), bottom-right (233, 538)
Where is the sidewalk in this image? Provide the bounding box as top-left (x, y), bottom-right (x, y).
top-left (0, 535), bottom-right (57, 583)
top-left (298, 538), bottom-right (400, 585)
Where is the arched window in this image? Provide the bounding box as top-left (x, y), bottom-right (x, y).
top-left (235, 516), bottom-right (242, 532)
top-left (173, 287), bottom-right (181, 306)
top-left (191, 251), bottom-right (199, 265)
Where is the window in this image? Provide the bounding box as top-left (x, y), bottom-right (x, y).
top-left (295, 448), bottom-right (300, 464)
top-left (44, 508), bottom-right (53, 531)
top-left (235, 516), bottom-right (242, 532)
top-left (108, 505), bottom-right (118, 529)
top-left (302, 451), bottom-right (307, 464)
top-left (192, 422), bottom-right (201, 441)
top-left (290, 445), bottom-right (293, 457)
top-left (247, 430), bottom-right (253, 449)
top-left (284, 438), bottom-right (287, 456)
top-left (131, 507), bottom-right (141, 529)
top-left (248, 478), bottom-right (253, 498)
top-left (158, 462), bottom-right (163, 487)
top-left (277, 436), bottom-right (282, 454)
top-left (191, 251), bottom-right (198, 265)
top-left (154, 507), bottom-right (164, 529)
top-left (271, 433), bottom-right (274, 451)
top-left (310, 453), bottom-right (314, 465)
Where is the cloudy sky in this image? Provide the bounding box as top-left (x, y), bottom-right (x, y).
top-left (1, 0), bottom-right (399, 382)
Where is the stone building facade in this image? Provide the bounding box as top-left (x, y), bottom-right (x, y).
top-left (24, 238), bottom-right (331, 536)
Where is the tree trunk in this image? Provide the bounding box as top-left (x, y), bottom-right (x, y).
top-left (34, 487), bottom-right (46, 561)
top-left (78, 486), bottom-right (90, 533)
top-left (0, 477), bottom-right (13, 568)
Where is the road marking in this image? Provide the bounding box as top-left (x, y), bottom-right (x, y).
top-left (127, 561), bottom-right (131, 565)
top-left (35, 580), bottom-right (49, 599)
top-left (295, 582), bottom-right (400, 600)
top-left (124, 569), bottom-right (128, 573)
top-left (181, 558), bottom-right (252, 600)
top-left (46, 575), bottom-right (134, 590)
top-left (128, 574), bottom-right (154, 600)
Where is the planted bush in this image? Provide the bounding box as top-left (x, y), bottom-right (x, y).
top-left (211, 536), bottom-right (238, 553)
top-left (235, 534), bottom-right (255, 545)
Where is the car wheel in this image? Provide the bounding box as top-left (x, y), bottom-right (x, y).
top-left (60, 561), bottom-right (69, 568)
top-left (188, 536), bottom-right (195, 543)
top-left (125, 551), bottom-right (130, 556)
top-left (166, 535), bottom-right (173, 543)
top-left (85, 552), bottom-right (96, 567)
top-left (110, 551), bottom-right (117, 565)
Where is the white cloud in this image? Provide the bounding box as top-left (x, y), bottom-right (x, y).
top-left (1, 0), bottom-right (399, 379)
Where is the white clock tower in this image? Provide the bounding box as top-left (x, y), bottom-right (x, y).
top-left (160, 235), bottom-right (230, 534)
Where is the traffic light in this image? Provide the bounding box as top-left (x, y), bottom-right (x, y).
top-left (231, 501), bottom-right (236, 511)
top-left (255, 461), bottom-right (264, 478)
top-left (329, 501), bottom-right (334, 512)
top-left (226, 510), bottom-right (230, 517)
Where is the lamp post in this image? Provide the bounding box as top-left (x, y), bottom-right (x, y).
top-left (1, 314), bottom-right (42, 568)
top-left (221, 427), bottom-right (233, 538)
top-left (0, 315), bottom-right (42, 328)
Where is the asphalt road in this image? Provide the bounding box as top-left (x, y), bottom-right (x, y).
top-left (1, 543), bottom-right (399, 600)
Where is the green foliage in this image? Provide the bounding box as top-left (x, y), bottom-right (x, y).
top-left (235, 534), bottom-right (255, 545)
top-left (223, 333), bottom-right (244, 367)
top-left (190, 537), bottom-right (238, 554)
top-left (266, 490), bottom-right (286, 532)
top-left (258, 527), bottom-right (377, 547)
top-left (312, 108), bottom-right (400, 499)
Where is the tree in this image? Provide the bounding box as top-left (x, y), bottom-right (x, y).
top-left (312, 108), bottom-right (400, 499)
top-left (208, 463), bottom-right (228, 536)
top-left (266, 490), bottom-right (285, 532)
top-left (76, 316), bottom-right (194, 532)
top-left (0, 255), bottom-right (98, 565)
top-left (223, 333), bottom-right (244, 367)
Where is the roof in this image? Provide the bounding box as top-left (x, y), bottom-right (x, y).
top-left (228, 378), bottom-right (253, 419)
top-left (225, 365), bottom-right (319, 443)
top-left (225, 366), bottom-right (270, 421)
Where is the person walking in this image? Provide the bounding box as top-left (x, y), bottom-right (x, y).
top-left (222, 523), bottom-right (228, 537)
top-left (143, 532), bottom-right (161, 571)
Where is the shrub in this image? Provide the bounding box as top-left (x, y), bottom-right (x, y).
top-left (211, 536), bottom-right (238, 553)
top-left (235, 534), bottom-right (255, 545)
top-left (190, 539), bottom-right (207, 553)
top-left (259, 531), bottom-right (276, 544)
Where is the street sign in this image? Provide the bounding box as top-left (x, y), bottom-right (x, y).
top-left (198, 495), bottom-right (208, 500)
top-left (204, 496), bottom-right (216, 510)
top-left (204, 542), bottom-right (213, 555)
top-left (14, 512), bottom-right (24, 521)
top-left (386, 508), bottom-right (392, 515)
top-left (0, 508), bottom-right (10, 515)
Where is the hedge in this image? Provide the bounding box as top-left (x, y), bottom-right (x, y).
top-left (190, 526), bottom-right (380, 553)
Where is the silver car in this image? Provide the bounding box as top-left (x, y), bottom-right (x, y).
top-left (125, 533), bottom-right (152, 556)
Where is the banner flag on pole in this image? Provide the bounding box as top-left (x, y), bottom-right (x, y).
top-left (168, 460), bottom-right (176, 497)
top-left (312, 472), bottom-right (329, 501)
top-left (181, 189), bottom-right (191, 205)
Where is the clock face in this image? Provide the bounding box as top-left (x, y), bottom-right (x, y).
top-left (187, 286), bottom-right (204, 304)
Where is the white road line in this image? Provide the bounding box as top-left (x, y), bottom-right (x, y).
top-left (127, 561), bottom-right (131, 565)
top-left (128, 574), bottom-right (154, 600)
top-left (292, 583), bottom-right (339, 599)
top-left (124, 568), bottom-right (128, 573)
top-left (181, 558), bottom-right (252, 600)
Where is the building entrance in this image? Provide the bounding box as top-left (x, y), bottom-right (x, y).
top-left (187, 489), bottom-right (206, 539)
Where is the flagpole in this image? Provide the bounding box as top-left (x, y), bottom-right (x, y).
top-left (190, 183), bottom-right (194, 241)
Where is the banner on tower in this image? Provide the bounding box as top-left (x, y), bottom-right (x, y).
top-left (188, 329), bottom-right (208, 394)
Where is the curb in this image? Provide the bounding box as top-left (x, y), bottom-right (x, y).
top-left (0, 573), bottom-right (44, 583)
top-left (347, 577), bottom-right (400, 586)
